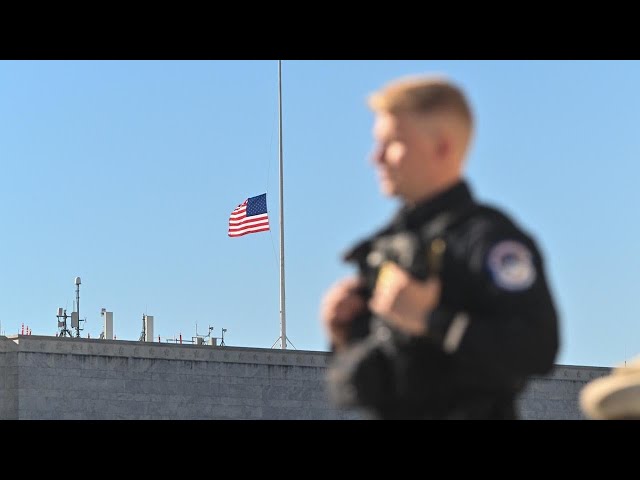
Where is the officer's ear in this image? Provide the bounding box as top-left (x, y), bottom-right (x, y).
top-left (434, 133), bottom-right (452, 162)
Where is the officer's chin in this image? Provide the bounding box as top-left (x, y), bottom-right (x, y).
top-left (378, 181), bottom-right (397, 198)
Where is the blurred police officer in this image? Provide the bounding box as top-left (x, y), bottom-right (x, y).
top-left (321, 75), bottom-right (559, 419)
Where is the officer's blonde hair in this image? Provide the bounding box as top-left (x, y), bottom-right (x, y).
top-left (368, 75), bottom-right (473, 130)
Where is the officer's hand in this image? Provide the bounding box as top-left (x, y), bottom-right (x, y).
top-left (369, 262), bottom-right (441, 336)
top-left (321, 276), bottom-right (367, 350)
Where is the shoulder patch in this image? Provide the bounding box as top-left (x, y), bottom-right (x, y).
top-left (487, 240), bottom-right (536, 291)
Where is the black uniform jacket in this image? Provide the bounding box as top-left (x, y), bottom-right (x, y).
top-left (330, 180), bottom-right (559, 419)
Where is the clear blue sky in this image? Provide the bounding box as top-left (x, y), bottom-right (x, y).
top-left (1, 60), bottom-right (637, 368)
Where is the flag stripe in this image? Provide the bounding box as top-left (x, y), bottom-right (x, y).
top-left (229, 219), bottom-right (269, 226)
top-left (229, 223), bottom-right (269, 232)
top-left (229, 214), bottom-right (268, 226)
top-left (229, 221), bottom-right (269, 231)
top-left (228, 225), bottom-right (270, 237)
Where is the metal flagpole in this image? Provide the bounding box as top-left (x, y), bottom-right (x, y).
top-left (278, 59), bottom-right (287, 350)
top-left (271, 60), bottom-right (296, 351)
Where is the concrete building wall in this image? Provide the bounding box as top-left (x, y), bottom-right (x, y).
top-left (0, 335), bottom-right (357, 420)
top-left (0, 338), bottom-right (18, 419)
top-left (0, 335), bottom-right (610, 420)
top-left (518, 364), bottom-right (610, 419)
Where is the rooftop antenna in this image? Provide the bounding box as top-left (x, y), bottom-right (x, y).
top-left (195, 324), bottom-right (214, 342)
top-left (99, 308), bottom-right (106, 339)
top-left (139, 313), bottom-right (146, 342)
top-left (56, 307), bottom-right (73, 337)
top-left (72, 276), bottom-right (86, 337)
top-left (100, 308), bottom-right (114, 340)
top-left (220, 328), bottom-right (227, 347)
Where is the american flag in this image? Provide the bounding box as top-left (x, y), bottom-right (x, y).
top-left (228, 193), bottom-right (270, 237)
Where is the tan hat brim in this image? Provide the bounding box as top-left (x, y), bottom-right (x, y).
top-left (580, 372), bottom-right (640, 420)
